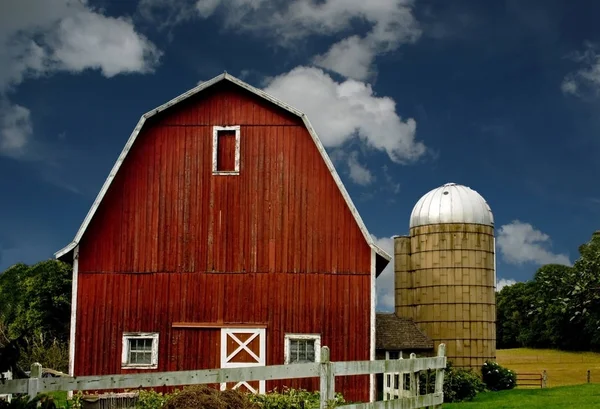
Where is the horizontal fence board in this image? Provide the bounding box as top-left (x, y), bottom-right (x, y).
top-left (340, 393), bottom-right (443, 409)
top-left (332, 357), bottom-right (446, 376)
top-left (0, 363), bottom-right (319, 394)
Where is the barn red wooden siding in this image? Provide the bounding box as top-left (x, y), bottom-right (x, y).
top-left (75, 82), bottom-right (373, 402)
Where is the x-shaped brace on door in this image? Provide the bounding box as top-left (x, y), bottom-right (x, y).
top-left (225, 332), bottom-right (261, 363)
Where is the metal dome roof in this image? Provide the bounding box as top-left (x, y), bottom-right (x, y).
top-left (409, 182), bottom-right (494, 228)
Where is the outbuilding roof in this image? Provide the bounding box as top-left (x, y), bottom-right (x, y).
top-left (376, 313), bottom-right (434, 350)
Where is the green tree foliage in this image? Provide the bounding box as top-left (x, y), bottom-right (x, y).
top-left (496, 232), bottom-right (600, 351)
top-left (0, 259), bottom-right (72, 341)
top-left (0, 259), bottom-right (72, 371)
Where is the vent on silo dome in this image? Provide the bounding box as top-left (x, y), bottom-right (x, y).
top-left (409, 182), bottom-right (494, 228)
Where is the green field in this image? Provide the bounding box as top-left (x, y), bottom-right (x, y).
top-left (496, 348), bottom-right (600, 387)
top-left (445, 384), bottom-right (600, 409)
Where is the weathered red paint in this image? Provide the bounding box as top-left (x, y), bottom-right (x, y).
top-left (74, 81), bottom-right (373, 402)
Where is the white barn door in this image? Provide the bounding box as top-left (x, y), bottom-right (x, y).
top-left (220, 328), bottom-right (266, 394)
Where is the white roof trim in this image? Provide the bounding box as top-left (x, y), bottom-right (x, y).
top-left (55, 72), bottom-right (391, 265)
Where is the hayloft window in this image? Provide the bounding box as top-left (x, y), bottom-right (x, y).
top-left (212, 125), bottom-right (240, 174)
top-left (121, 332), bottom-right (159, 369)
top-left (284, 334), bottom-right (321, 364)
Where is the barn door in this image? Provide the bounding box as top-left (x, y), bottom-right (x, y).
top-left (220, 328), bottom-right (266, 394)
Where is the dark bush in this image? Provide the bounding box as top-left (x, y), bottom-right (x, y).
top-left (481, 360), bottom-right (516, 391)
top-left (162, 385), bottom-right (257, 409)
top-left (442, 363), bottom-right (486, 403)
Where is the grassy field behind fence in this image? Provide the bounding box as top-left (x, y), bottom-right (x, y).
top-left (496, 348), bottom-right (600, 387)
top-left (445, 384), bottom-right (600, 409)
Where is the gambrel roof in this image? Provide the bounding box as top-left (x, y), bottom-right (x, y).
top-left (55, 72), bottom-right (391, 274)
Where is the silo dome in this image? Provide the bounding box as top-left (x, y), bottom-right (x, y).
top-left (409, 182), bottom-right (494, 228)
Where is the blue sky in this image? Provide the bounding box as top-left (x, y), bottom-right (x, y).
top-left (1, 0), bottom-right (599, 310)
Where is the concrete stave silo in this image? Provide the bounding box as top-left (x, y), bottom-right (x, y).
top-left (395, 182), bottom-right (496, 370)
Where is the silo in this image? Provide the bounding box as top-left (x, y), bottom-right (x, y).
top-left (395, 182), bottom-right (496, 370)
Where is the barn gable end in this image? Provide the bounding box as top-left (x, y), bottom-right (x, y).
top-left (55, 73), bottom-right (391, 271)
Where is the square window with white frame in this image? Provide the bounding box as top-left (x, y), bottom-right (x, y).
top-left (284, 334), bottom-right (321, 364)
top-left (122, 332), bottom-right (159, 369)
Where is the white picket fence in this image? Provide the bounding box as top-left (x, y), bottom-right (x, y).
top-left (1, 371), bottom-right (12, 403)
top-left (0, 344), bottom-right (446, 409)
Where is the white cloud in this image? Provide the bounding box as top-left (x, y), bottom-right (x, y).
top-left (0, 102), bottom-right (32, 157)
top-left (263, 66), bottom-right (426, 164)
top-left (312, 36), bottom-right (376, 81)
top-left (497, 220), bottom-right (571, 266)
top-left (561, 42), bottom-right (600, 99)
top-left (48, 12), bottom-right (160, 78)
top-left (190, 0), bottom-right (421, 80)
top-left (347, 151), bottom-right (374, 185)
top-left (496, 278), bottom-right (517, 291)
top-left (0, 0), bottom-right (161, 156)
top-left (372, 235), bottom-right (395, 311)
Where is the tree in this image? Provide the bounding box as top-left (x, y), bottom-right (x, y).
top-left (496, 281), bottom-right (536, 348)
top-left (556, 232), bottom-right (600, 349)
top-left (0, 259), bottom-right (72, 372)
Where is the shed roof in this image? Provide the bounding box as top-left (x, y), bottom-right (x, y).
top-left (376, 313), bottom-right (434, 350)
top-left (54, 72), bottom-right (391, 274)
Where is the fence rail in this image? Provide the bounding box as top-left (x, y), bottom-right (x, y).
top-left (516, 371), bottom-right (547, 388)
top-left (0, 344), bottom-right (446, 409)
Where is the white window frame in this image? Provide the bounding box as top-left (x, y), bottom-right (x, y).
top-left (121, 332), bottom-right (159, 369)
top-left (212, 125), bottom-right (241, 175)
top-left (284, 333), bottom-right (321, 364)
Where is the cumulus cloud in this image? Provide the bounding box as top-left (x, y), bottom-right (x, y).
top-left (496, 278), bottom-right (517, 291)
top-left (0, 0), bottom-right (161, 157)
top-left (0, 102), bottom-right (32, 157)
top-left (347, 151), bottom-right (375, 185)
top-left (263, 66), bottom-right (426, 164)
top-left (187, 0), bottom-right (421, 80)
top-left (561, 42), bottom-right (600, 99)
top-left (0, 0), bottom-right (160, 92)
top-left (312, 36), bottom-right (377, 81)
top-left (497, 220), bottom-right (571, 266)
top-left (372, 235), bottom-right (395, 311)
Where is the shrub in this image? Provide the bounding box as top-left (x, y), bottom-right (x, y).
top-left (136, 390), bottom-right (173, 409)
top-left (442, 363), bottom-right (486, 403)
top-left (162, 385), bottom-right (256, 409)
top-left (18, 334), bottom-right (69, 374)
top-left (248, 388), bottom-right (345, 409)
top-left (481, 360), bottom-right (516, 391)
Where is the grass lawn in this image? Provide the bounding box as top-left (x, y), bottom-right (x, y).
top-left (444, 384), bottom-right (600, 408)
top-left (496, 348), bottom-right (600, 387)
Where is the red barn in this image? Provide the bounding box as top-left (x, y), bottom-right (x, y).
top-left (55, 73), bottom-right (391, 402)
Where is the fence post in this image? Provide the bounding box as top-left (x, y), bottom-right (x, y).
top-left (409, 353), bottom-right (417, 397)
top-left (542, 370), bottom-right (547, 388)
top-left (28, 363), bottom-right (42, 400)
top-left (433, 344), bottom-right (446, 409)
top-left (588, 370), bottom-right (591, 384)
top-left (319, 346), bottom-right (335, 409)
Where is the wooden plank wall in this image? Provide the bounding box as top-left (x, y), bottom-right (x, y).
top-left (76, 272), bottom-right (371, 400)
